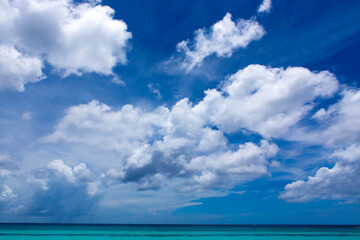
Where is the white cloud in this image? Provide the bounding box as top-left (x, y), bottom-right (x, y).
top-left (0, 44), bottom-right (44, 92)
top-left (28, 64), bottom-right (358, 211)
top-left (186, 140), bottom-right (277, 175)
top-left (43, 2), bottom-right (131, 75)
top-left (25, 160), bottom-right (100, 217)
top-left (47, 159), bottom-right (76, 183)
top-left (197, 128), bottom-right (226, 152)
top-left (47, 160), bottom-right (94, 188)
top-left (280, 144), bottom-right (360, 202)
top-left (44, 95), bottom-right (280, 192)
top-left (42, 65), bottom-right (341, 194)
top-left (176, 13), bottom-right (265, 71)
top-left (279, 88), bottom-right (360, 203)
top-left (25, 159), bottom-right (100, 210)
top-left (0, 184), bottom-right (16, 202)
top-left (0, 0), bottom-right (132, 91)
top-left (186, 140), bottom-right (278, 188)
top-left (196, 64), bottom-right (338, 138)
top-left (0, 154), bottom-right (17, 209)
top-left (258, 0), bottom-right (272, 14)
top-left (313, 89), bottom-right (360, 147)
top-left (44, 100), bottom-right (168, 156)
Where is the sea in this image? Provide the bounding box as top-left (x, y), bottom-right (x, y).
top-left (0, 224), bottom-right (360, 240)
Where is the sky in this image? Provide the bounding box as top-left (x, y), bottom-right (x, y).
top-left (0, 0), bottom-right (360, 224)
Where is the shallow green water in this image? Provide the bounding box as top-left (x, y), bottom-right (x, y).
top-left (0, 224), bottom-right (360, 239)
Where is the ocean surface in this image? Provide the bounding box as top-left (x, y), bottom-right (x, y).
top-left (0, 224), bottom-right (360, 240)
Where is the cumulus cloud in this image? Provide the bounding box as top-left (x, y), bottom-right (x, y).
top-left (0, 0), bottom-right (131, 91)
top-left (196, 65), bottom-right (338, 138)
top-left (257, 0), bottom-right (272, 14)
top-left (44, 98), bottom-right (279, 192)
top-left (0, 62), bottom-right (351, 214)
top-left (25, 159), bottom-right (100, 216)
top-left (7, 63), bottom-right (351, 212)
top-left (46, 160), bottom-right (97, 195)
top-left (42, 64), bottom-right (339, 195)
top-left (0, 154), bottom-right (18, 209)
top-left (312, 89), bottom-right (360, 146)
top-left (25, 180), bottom-right (99, 217)
top-left (186, 140), bottom-right (278, 188)
top-left (0, 45), bottom-right (44, 91)
top-left (186, 141), bottom-right (277, 175)
top-left (0, 184), bottom-right (16, 202)
top-left (280, 144), bottom-right (360, 202)
top-left (44, 100), bottom-right (168, 155)
top-left (280, 88), bottom-right (360, 203)
top-left (176, 13), bottom-right (265, 71)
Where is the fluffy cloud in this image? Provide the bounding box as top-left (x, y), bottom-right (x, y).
top-left (0, 45), bottom-right (44, 91)
top-left (43, 64), bottom-right (338, 195)
top-left (280, 144), bottom-right (360, 202)
top-left (186, 140), bottom-right (278, 188)
top-left (0, 184), bottom-right (16, 202)
top-left (176, 13), bottom-right (265, 71)
top-left (25, 180), bottom-right (99, 217)
top-left (25, 159), bottom-right (100, 216)
top-left (0, 0), bottom-right (131, 91)
top-left (196, 65), bottom-right (338, 138)
top-left (258, 0), bottom-right (272, 14)
top-left (7, 63), bottom-right (350, 213)
top-left (0, 154), bottom-right (18, 209)
top-left (312, 89), bottom-right (360, 146)
top-left (44, 100), bottom-right (168, 156)
top-left (39, 159), bottom-right (98, 195)
top-left (280, 89), bottom-right (360, 203)
top-left (45, 97), bottom-right (279, 192)
top-left (187, 141), bottom-right (277, 174)
top-left (33, 91), bottom-right (280, 215)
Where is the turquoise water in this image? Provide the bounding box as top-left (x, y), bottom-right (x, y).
top-left (0, 224), bottom-right (360, 239)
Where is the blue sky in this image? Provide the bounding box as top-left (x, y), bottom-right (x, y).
top-left (0, 0), bottom-right (360, 224)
